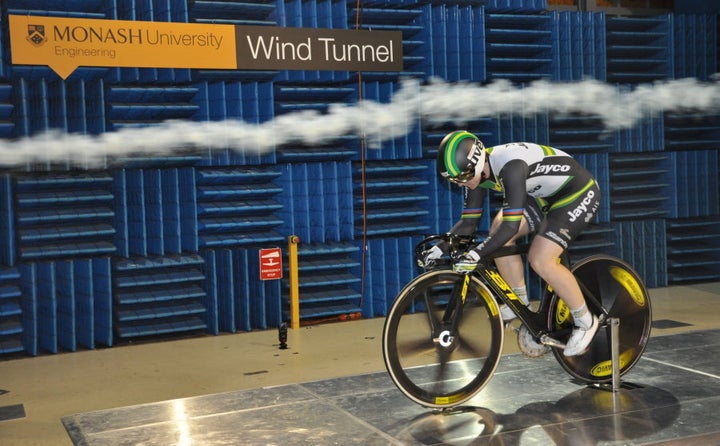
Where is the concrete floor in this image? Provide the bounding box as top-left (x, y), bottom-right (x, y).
top-left (1, 281), bottom-right (719, 445)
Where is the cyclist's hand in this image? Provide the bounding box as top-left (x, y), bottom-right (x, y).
top-left (419, 245), bottom-right (445, 268)
top-left (453, 250), bottom-right (481, 273)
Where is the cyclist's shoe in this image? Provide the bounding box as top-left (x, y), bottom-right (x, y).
top-left (500, 304), bottom-right (515, 321)
top-left (563, 315), bottom-right (599, 356)
top-left (499, 294), bottom-right (530, 321)
top-left (499, 303), bottom-right (528, 321)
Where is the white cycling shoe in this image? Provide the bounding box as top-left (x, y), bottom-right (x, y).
top-left (499, 300), bottom-right (529, 321)
top-left (564, 315), bottom-right (599, 356)
top-left (500, 304), bottom-right (519, 321)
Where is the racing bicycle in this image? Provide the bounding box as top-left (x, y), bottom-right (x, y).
top-left (382, 233), bottom-right (652, 408)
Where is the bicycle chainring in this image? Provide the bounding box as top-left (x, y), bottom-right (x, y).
top-left (517, 325), bottom-right (551, 358)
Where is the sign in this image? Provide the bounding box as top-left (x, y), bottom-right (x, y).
top-left (9, 15), bottom-right (403, 79)
top-left (9, 15), bottom-right (237, 79)
top-left (235, 25), bottom-right (401, 72)
top-left (259, 247), bottom-right (283, 281)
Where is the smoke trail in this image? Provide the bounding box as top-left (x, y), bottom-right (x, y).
top-left (1, 76), bottom-right (719, 167)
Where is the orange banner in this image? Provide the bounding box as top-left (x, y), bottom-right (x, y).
top-left (9, 15), bottom-right (237, 79)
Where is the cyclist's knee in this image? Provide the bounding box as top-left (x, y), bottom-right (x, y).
top-left (527, 254), bottom-right (547, 276)
top-left (527, 252), bottom-right (563, 278)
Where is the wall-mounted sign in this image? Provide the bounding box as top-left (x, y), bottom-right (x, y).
top-left (236, 25), bottom-right (401, 72)
top-left (259, 247), bottom-right (283, 281)
top-left (9, 15), bottom-right (403, 79)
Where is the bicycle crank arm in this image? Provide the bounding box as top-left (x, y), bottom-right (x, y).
top-left (539, 334), bottom-right (566, 349)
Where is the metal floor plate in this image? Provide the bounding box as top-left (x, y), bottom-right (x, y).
top-left (62, 329), bottom-right (720, 445)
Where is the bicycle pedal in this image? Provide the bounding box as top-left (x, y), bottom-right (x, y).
top-left (539, 334), bottom-right (566, 350)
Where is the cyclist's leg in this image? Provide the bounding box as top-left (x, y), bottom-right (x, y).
top-left (528, 237), bottom-right (584, 309)
top-left (491, 211), bottom-right (530, 289)
top-left (492, 199), bottom-right (543, 298)
top-left (528, 236), bottom-right (598, 355)
top-left (489, 210), bottom-right (533, 320)
top-left (528, 182), bottom-right (601, 355)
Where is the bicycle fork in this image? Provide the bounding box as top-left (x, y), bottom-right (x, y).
top-left (431, 274), bottom-right (470, 349)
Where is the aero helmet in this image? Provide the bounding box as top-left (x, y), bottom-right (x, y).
top-left (437, 131), bottom-right (486, 184)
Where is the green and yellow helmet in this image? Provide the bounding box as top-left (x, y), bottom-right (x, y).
top-left (437, 131), bottom-right (486, 184)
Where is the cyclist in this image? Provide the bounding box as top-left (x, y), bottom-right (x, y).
top-left (424, 130), bottom-right (601, 356)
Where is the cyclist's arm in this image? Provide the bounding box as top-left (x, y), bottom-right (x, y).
top-left (449, 186), bottom-right (486, 236)
top-left (473, 159), bottom-right (528, 257)
top-left (427, 187), bottom-right (485, 255)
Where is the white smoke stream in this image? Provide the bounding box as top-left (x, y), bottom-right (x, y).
top-left (1, 76), bottom-right (719, 167)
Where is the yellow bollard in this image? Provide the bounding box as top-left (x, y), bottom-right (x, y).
top-left (288, 235), bottom-right (300, 329)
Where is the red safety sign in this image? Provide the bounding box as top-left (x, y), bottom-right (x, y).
top-left (259, 247), bottom-right (283, 280)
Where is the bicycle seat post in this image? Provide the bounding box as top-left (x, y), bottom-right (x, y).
top-left (609, 317), bottom-right (621, 392)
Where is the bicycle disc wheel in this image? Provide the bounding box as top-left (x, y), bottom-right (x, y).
top-left (382, 270), bottom-right (505, 408)
top-left (549, 255), bottom-right (652, 383)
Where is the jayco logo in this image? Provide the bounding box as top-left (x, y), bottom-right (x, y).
top-left (530, 164), bottom-right (570, 176)
top-left (567, 190), bottom-right (595, 222)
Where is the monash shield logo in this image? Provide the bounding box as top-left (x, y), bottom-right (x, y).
top-left (27, 24), bottom-right (47, 47)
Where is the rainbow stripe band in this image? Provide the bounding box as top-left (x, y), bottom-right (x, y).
top-left (461, 209), bottom-right (483, 219)
top-left (502, 208), bottom-right (524, 222)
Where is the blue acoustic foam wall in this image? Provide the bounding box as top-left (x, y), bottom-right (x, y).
top-left (281, 241), bottom-right (361, 321)
top-left (353, 160), bottom-right (431, 238)
top-left (15, 174), bottom-right (116, 261)
top-left (554, 11), bottom-right (607, 81)
top-left (614, 219), bottom-right (667, 289)
top-left (608, 153), bottom-right (672, 221)
top-left (203, 248), bottom-right (281, 333)
top-left (362, 236), bottom-right (418, 318)
top-left (606, 15), bottom-right (672, 84)
top-left (673, 14), bottom-right (717, 80)
top-left (0, 266), bottom-right (23, 355)
top-left (668, 150), bottom-right (720, 218)
top-left (666, 217), bottom-right (720, 284)
top-left (485, 10), bottom-right (554, 82)
top-left (195, 167), bottom-right (284, 249)
top-left (113, 253), bottom-right (208, 340)
top-left (1, 2), bottom-right (719, 355)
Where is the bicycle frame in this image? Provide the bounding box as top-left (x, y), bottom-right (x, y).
top-left (417, 233), bottom-right (610, 344)
top-left (471, 243), bottom-right (609, 346)
top-left (474, 264), bottom-right (561, 341)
